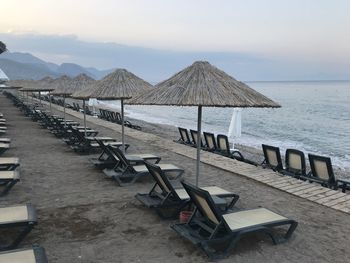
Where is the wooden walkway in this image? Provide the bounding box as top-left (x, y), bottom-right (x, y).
top-left (41, 100), bottom-right (350, 214)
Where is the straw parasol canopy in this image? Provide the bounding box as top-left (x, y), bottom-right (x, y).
top-left (129, 61), bottom-right (279, 108)
top-left (72, 68), bottom-right (153, 152)
top-left (72, 69), bottom-right (152, 100)
top-left (0, 41), bottom-right (6, 54)
top-left (128, 61), bottom-right (280, 185)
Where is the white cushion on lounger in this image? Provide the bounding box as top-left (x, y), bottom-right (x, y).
top-left (175, 186), bottom-right (232, 200)
top-left (0, 249), bottom-right (36, 263)
top-left (0, 171), bottom-right (20, 180)
top-left (134, 164), bottom-right (180, 173)
top-left (0, 143), bottom-right (10, 149)
top-left (0, 205), bottom-right (29, 223)
top-left (223, 208), bottom-right (287, 231)
top-left (127, 154), bottom-right (158, 159)
top-left (0, 138), bottom-right (11, 143)
top-left (0, 157), bottom-right (19, 164)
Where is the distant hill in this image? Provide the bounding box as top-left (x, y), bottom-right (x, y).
top-left (0, 51), bottom-right (113, 80)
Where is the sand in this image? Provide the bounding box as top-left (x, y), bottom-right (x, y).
top-left (1, 94), bottom-right (350, 262)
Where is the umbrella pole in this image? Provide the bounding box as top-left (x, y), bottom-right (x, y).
top-left (63, 96), bottom-right (66, 127)
top-left (121, 98), bottom-right (125, 153)
top-left (83, 100), bottom-right (87, 136)
top-left (39, 91), bottom-right (42, 105)
top-left (49, 95), bottom-right (52, 113)
top-left (196, 105), bottom-right (202, 186)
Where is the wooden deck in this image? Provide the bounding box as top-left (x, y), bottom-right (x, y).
top-left (43, 100), bottom-right (350, 214)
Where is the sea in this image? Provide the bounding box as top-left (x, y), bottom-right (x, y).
top-left (102, 81), bottom-right (350, 171)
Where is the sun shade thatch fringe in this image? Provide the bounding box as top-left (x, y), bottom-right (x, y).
top-left (15, 79), bottom-right (55, 92)
top-left (71, 69), bottom-right (153, 100)
top-left (128, 61), bottom-right (280, 108)
top-left (50, 74), bottom-right (95, 96)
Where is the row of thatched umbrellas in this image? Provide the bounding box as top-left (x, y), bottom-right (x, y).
top-left (12, 61), bottom-right (280, 185)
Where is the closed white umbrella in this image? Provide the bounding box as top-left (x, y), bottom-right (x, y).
top-left (228, 108), bottom-right (242, 149)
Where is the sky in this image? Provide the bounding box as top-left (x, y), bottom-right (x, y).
top-left (0, 0), bottom-right (350, 80)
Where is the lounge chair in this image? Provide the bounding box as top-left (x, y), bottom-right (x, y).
top-left (103, 147), bottom-right (184, 186)
top-left (203, 132), bottom-right (217, 152)
top-left (281, 149), bottom-right (306, 177)
top-left (0, 170), bottom-right (20, 196)
top-left (90, 141), bottom-right (159, 169)
top-left (0, 157), bottom-right (20, 171)
top-left (0, 246), bottom-right (48, 263)
top-left (190, 129), bottom-right (204, 148)
top-left (261, 144), bottom-right (283, 171)
top-left (171, 181), bottom-right (298, 260)
top-left (217, 135), bottom-right (258, 165)
top-left (176, 127), bottom-right (192, 145)
top-left (0, 138), bottom-right (10, 144)
top-left (0, 204), bottom-right (37, 250)
top-left (301, 154), bottom-right (350, 192)
top-left (0, 143), bottom-right (10, 156)
top-left (135, 162), bottom-right (239, 218)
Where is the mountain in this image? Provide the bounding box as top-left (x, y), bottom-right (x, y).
top-left (0, 58), bottom-right (59, 80)
top-left (0, 51), bottom-right (112, 80)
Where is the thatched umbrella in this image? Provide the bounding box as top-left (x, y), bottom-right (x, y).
top-left (50, 74), bottom-right (95, 126)
top-left (19, 79), bottom-right (55, 105)
top-left (128, 61), bottom-right (280, 185)
top-left (0, 41), bottom-right (6, 54)
top-left (72, 69), bottom-right (152, 152)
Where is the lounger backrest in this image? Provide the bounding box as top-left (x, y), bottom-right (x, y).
top-left (109, 146), bottom-right (130, 167)
top-left (308, 154), bottom-right (335, 183)
top-left (190, 129), bottom-right (203, 147)
top-left (203, 132), bottom-right (216, 150)
top-left (182, 181), bottom-right (222, 225)
top-left (178, 127), bottom-right (190, 143)
top-left (216, 134), bottom-right (230, 156)
top-left (115, 112), bottom-right (122, 122)
top-left (285, 149), bottom-right (306, 175)
top-left (145, 162), bottom-right (181, 200)
top-left (262, 144), bottom-right (283, 170)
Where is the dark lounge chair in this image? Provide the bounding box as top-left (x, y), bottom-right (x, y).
top-left (0, 143), bottom-right (10, 156)
top-left (301, 154), bottom-right (350, 192)
top-left (171, 181), bottom-right (298, 260)
top-left (261, 144), bottom-right (283, 171)
top-left (90, 141), bottom-right (159, 169)
top-left (135, 162), bottom-right (239, 218)
top-left (176, 127), bottom-right (192, 145)
top-left (217, 134), bottom-right (258, 165)
top-left (0, 157), bottom-right (20, 171)
top-left (0, 204), bottom-right (37, 250)
top-left (0, 246), bottom-right (48, 263)
top-left (203, 132), bottom-right (217, 152)
top-left (0, 170), bottom-right (20, 196)
top-left (190, 129), bottom-right (204, 148)
top-left (103, 147), bottom-right (184, 186)
top-left (281, 149), bottom-right (307, 177)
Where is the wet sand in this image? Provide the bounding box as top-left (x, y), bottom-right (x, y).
top-left (1, 94), bottom-right (350, 262)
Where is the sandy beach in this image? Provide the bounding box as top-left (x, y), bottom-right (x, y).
top-left (1, 93), bottom-right (350, 262)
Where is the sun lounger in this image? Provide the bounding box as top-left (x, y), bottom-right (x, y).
top-left (171, 181), bottom-right (298, 260)
top-left (90, 141), bottom-right (158, 169)
top-left (217, 135), bottom-right (258, 165)
top-left (0, 170), bottom-right (20, 196)
top-left (190, 129), bottom-right (204, 148)
top-left (176, 127), bottom-right (192, 145)
top-left (301, 154), bottom-right (350, 192)
top-left (0, 157), bottom-right (20, 171)
top-left (0, 143), bottom-right (10, 156)
top-left (0, 246), bottom-right (48, 263)
top-left (281, 149), bottom-right (306, 177)
top-left (261, 144), bottom-right (283, 171)
top-left (0, 204), bottom-right (37, 250)
top-left (0, 138), bottom-right (11, 144)
top-left (103, 147), bottom-right (184, 186)
top-left (203, 132), bottom-right (217, 152)
top-left (135, 162), bottom-right (239, 218)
